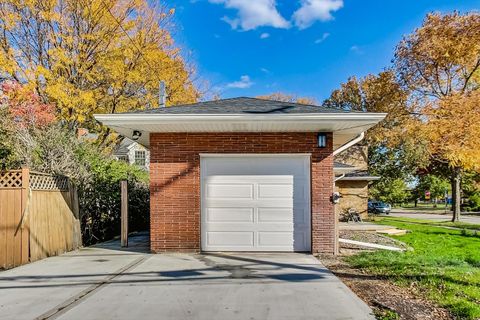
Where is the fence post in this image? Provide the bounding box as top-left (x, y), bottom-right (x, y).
top-left (69, 182), bottom-right (82, 249)
top-left (121, 180), bottom-right (128, 247)
top-left (69, 182), bottom-right (80, 219)
top-left (20, 167), bottom-right (30, 264)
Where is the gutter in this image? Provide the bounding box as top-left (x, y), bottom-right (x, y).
top-left (93, 113), bottom-right (387, 123)
top-left (333, 132), bottom-right (365, 156)
top-left (339, 176), bottom-right (380, 181)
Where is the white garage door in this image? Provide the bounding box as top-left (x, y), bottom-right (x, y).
top-left (201, 155), bottom-right (311, 252)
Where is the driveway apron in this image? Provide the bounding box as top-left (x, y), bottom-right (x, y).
top-left (0, 235), bottom-right (373, 320)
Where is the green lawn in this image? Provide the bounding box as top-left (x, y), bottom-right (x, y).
top-left (371, 216), bottom-right (480, 231)
top-left (400, 202), bottom-right (451, 212)
top-left (346, 217), bottom-right (480, 319)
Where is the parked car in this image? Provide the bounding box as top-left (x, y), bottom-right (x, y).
top-left (368, 201), bottom-right (391, 214)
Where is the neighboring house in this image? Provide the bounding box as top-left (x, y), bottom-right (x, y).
top-left (77, 129), bottom-right (150, 170)
top-left (113, 138), bottom-right (150, 170)
top-left (334, 146), bottom-right (380, 218)
top-left (95, 97), bottom-right (385, 254)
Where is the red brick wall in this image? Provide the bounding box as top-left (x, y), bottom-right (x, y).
top-left (149, 132), bottom-right (336, 254)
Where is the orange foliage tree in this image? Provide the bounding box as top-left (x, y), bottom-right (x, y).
top-left (394, 12), bottom-right (480, 220)
top-left (257, 92), bottom-right (317, 105)
top-left (1, 81), bottom-right (55, 128)
top-left (323, 71), bottom-right (428, 186)
top-left (1, 80), bottom-right (56, 169)
top-left (0, 0), bottom-right (199, 131)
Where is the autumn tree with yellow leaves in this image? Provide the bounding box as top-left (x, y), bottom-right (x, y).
top-left (0, 0), bottom-right (199, 131)
top-left (324, 12), bottom-right (480, 220)
top-left (394, 12), bottom-right (480, 221)
top-left (323, 71), bottom-right (417, 146)
top-left (323, 71), bottom-right (429, 206)
top-left (257, 92), bottom-right (317, 105)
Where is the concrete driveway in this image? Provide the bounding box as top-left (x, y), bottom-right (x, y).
top-left (0, 234), bottom-right (373, 320)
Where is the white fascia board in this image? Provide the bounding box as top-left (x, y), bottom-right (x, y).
top-left (339, 176), bottom-right (381, 181)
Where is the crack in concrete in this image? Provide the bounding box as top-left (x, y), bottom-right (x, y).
top-left (34, 255), bottom-right (149, 320)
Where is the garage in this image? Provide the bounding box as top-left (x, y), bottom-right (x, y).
top-left (96, 97), bottom-right (386, 254)
top-left (201, 155), bottom-right (311, 252)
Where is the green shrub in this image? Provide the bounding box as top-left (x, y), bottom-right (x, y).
top-left (76, 143), bottom-right (149, 245)
top-left (468, 193), bottom-right (480, 211)
top-left (0, 120), bottom-right (150, 245)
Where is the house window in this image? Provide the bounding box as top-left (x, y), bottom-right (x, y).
top-left (117, 155), bottom-right (128, 162)
top-left (135, 151), bottom-right (146, 166)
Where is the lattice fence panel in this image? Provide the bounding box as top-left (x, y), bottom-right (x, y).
top-left (0, 171), bottom-right (22, 188)
top-left (30, 174), bottom-right (69, 191)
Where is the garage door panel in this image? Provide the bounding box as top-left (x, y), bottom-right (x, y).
top-left (257, 207), bottom-right (293, 222)
top-left (206, 184), bottom-right (254, 199)
top-left (258, 232), bottom-right (294, 246)
top-left (206, 208), bottom-right (254, 222)
top-left (257, 183), bottom-right (293, 199)
top-left (207, 232), bottom-right (254, 246)
top-left (206, 222), bottom-right (293, 231)
top-left (201, 156), bottom-right (310, 252)
top-left (206, 175), bottom-right (294, 183)
top-left (203, 158), bottom-right (307, 176)
top-left (206, 200), bottom-right (292, 208)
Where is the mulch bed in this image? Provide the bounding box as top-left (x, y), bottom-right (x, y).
top-left (318, 235), bottom-right (452, 320)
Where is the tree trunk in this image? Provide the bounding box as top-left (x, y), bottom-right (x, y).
top-left (451, 167), bottom-right (461, 222)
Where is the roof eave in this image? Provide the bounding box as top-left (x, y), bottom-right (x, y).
top-left (333, 167), bottom-right (359, 174)
top-left (93, 112), bottom-right (387, 149)
top-left (338, 176), bottom-right (381, 181)
top-left (94, 113), bottom-right (387, 122)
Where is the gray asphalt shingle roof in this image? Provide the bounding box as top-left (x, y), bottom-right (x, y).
top-left (334, 162), bottom-right (356, 169)
top-left (114, 138), bottom-right (135, 155)
top-left (122, 97), bottom-right (357, 115)
top-left (344, 170), bottom-right (376, 178)
top-left (342, 170), bottom-right (380, 180)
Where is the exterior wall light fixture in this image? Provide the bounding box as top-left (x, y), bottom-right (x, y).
top-left (317, 133), bottom-right (327, 148)
top-left (132, 130), bottom-right (142, 141)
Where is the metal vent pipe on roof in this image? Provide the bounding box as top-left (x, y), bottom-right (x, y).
top-left (159, 81), bottom-right (167, 108)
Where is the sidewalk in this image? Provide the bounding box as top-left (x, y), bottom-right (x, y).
top-left (390, 210), bottom-right (480, 225)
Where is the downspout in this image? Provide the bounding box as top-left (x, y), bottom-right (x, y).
top-left (334, 174), bottom-right (345, 182)
top-left (332, 132), bottom-right (364, 255)
top-left (333, 132), bottom-right (365, 156)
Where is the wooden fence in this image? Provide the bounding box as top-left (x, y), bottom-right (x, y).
top-left (0, 169), bottom-right (82, 269)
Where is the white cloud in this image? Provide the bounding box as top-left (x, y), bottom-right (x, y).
top-left (260, 67), bottom-right (270, 73)
top-left (209, 0), bottom-right (290, 31)
top-left (226, 75), bottom-right (254, 89)
top-left (260, 32), bottom-right (270, 39)
top-left (350, 45), bottom-right (363, 54)
top-left (293, 0), bottom-right (343, 29)
top-left (314, 32), bottom-right (330, 44)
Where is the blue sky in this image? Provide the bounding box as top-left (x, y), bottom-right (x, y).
top-left (168, 0), bottom-right (479, 102)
